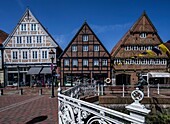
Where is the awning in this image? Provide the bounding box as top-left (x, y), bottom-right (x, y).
top-left (148, 72), bottom-right (170, 78)
top-left (27, 67), bottom-right (42, 75)
top-left (40, 67), bottom-right (52, 74)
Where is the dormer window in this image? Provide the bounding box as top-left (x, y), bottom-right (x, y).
top-left (140, 33), bottom-right (147, 38)
top-left (83, 35), bottom-right (88, 41)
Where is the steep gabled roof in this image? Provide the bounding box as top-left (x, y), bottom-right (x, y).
top-left (111, 11), bottom-right (162, 57)
top-left (130, 11), bottom-right (157, 33)
top-left (0, 30), bottom-right (8, 45)
top-left (3, 8), bottom-right (62, 52)
top-left (59, 21), bottom-right (110, 58)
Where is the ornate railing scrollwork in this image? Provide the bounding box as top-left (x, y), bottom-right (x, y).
top-left (58, 83), bottom-right (150, 124)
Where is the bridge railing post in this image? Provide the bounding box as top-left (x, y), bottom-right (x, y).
top-left (126, 88), bottom-right (150, 123)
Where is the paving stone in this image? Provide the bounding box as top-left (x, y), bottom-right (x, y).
top-left (0, 87), bottom-right (59, 124)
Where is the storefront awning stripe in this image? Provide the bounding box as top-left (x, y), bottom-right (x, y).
top-left (27, 67), bottom-right (42, 74)
top-left (40, 67), bottom-right (51, 74)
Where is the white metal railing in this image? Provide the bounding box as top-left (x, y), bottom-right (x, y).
top-left (58, 83), bottom-right (151, 124)
top-left (62, 83), bottom-right (170, 98)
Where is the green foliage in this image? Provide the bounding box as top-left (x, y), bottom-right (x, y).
top-left (146, 114), bottom-right (170, 124)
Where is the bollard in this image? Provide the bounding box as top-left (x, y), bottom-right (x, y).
top-left (157, 83), bottom-right (160, 95)
top-left (39, 88), bottom-right (42, 95)
top-left (101, 85), bottom-right (104, 96)
top-left (122, 84), bottom-right (125, 97)
top-left (19, 88), bottom-right (23, 95)
top-left (98, 84), bottom-right (100, 96)
top-left (147, 84), bottom-right (150, 97)
top-left (0, 89), bottom-right (3, 96)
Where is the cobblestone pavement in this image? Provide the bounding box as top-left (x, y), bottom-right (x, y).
top-left (0, 87), bottom-right (58, 124)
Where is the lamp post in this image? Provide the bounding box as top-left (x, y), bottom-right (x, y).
top-left (17, 66), bottom-right (20, 90)
top-left (49, 49), bottom-right (55, 98)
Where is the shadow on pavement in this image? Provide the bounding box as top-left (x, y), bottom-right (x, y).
top-left (26, 115), bottom-right (48, 124)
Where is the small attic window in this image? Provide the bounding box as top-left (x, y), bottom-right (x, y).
top-left (83, 35), bottom-right (88, 41)
top-left (140, 33), bottom-right (147, 38)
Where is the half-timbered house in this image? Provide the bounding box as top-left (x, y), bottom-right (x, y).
top-left (0, 30), bottom-right (8, 87)
top-left (111, 11), bottom-right (169, 85)
top-left (3, 8), bottom-right (62, 86)
top-left (59, 22), bottom-right (111, 86)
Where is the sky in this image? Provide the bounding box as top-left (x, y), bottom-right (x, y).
top-left (0, 0), bottom-right (170, 52)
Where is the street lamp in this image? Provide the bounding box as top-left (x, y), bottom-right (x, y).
top-left (17, 66), bottom-right (20, 90)
top-left (49, 49), bottom-right (55, 98)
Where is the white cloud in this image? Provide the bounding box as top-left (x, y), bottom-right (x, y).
top-left (53, 34), bottom-right (71, 49)
top-left (91, 22), bottom-right (132, 33)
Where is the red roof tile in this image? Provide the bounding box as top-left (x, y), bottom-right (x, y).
top-left (0, 30), bottom-right (8, 45)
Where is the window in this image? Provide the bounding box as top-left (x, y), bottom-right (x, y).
top-left (20, 24), bottom-right (27, 31)
top-left (64, 59), bottom-right (70, 66)
top-left (32, 51), bottom-right (38, 59)
top-left (102, 59), bottom-right (107, 66)
top-left (94, 45), bottom-right (99, 51)
top-left (27, 36), bottom-right (32, 43)
top-left (22, 51), bottom-right (28, 59)
top-left (72, 59), bottom-right (78, 66)
top-left (83, 45), bottom-right (88, 51)
top-left (94, 59), bottom-right (99, 66)
top-left (83, 35), bottom-right (88, 41)
top-left (16, 37), bottom-right (22, 44)
top-left (83, 59), bottom-right (88, 67)
top-left (140, 33), bottom-right (147, 38)
top-left (31, 24), bottom-right (37, 31)
top-left (12, 51), bottom-right (18, 59)
top-left (37, 36), bottom-right (42, 43)
top-left (42, 50), bottom-right (47, 59)
top-left (72, 45), bottom-right (77, 52)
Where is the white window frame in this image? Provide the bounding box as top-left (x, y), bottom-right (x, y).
top-left (32, 51), bottom-right (38, 59)
top-left (12, 51), bottom-right (18, 60)
top-left (30, 24), bottom-right (37, 31)
top-left (83, 45), bottom-right (88, 51)
top-left (41, 50), bottom-right (48, 59)
top-left (37, 36), bottom-right (42, 43)
top-left (72, 59), bottom-right (78, 66)
top-left (94, 59), bottom-right (99, 66)
top-left (72, 45), bottom-right (77, 52)
top-left (102, 59), bottom-right (107, 66)
top-left (94, 45), bottom-right (99, 51)
top-left (83, 35), bottom-right (88, 41)
top-left (20, 23), bottom-right (27, 31)
top-left (22, 51), bottom-right (28, 59)
top-left (16, 36), bottom-right (22, 44)
top-left (140, 33), bottom-right (147, 38)
top-left (83, 59), bottom-right (88, 66)
top-left (27, 36), bottom-right (32, 44)
top-left (64, 59), bottom-right (70, 66)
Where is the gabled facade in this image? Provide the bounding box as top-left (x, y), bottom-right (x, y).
top-left (0, 30), bottom-right (8, 87)
top-left (111, 11), bottom-right (168, 85)
top-left (3, 8), bottom-right (62, 86)
top-left (60, 22), bottom-right (111, 86)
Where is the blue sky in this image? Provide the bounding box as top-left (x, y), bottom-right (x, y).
top-left (0, 0), bottom-right (170, 52)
